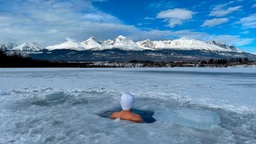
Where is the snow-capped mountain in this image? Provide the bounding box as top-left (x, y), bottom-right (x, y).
top-left (136, 39), bottom-right (155, 50)
top-left (80, 37), bottom-right (102, 50)
top-left (0, 42), bottom-right (41, 52)
top-left (1, 35), bottom-right (243, 53)
top-left (46, 35), bottom-right (144, 51)
top-left (45, 35), bottom-right (242, 52)
top-left (0, 43), bottom-right (17, 51)
top-left (111, 35), bottom-right (144, 50)
top-left (2, 36), bottom-right (255, 62)
top-left (209, 40), bottom-right (241, 52)
top-left (46, 38), bottom-right (83, 51)
top-left (136, 37), bottom-right (238, 52)
top-left (12, 42), bottom-right (41, 52)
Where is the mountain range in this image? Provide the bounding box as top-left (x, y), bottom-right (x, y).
top-left (0, 35), bottom-right (242, 52)
top-left (0, 42), bottom-right (41, 52)
top-left (1, 35), bottom-right (255, 62)
top-left (46, 35), bottom-right (242, 52)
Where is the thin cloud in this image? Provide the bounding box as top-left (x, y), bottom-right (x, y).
top-left (157, 8), bottom-right (193, 20)
top-left (201, 18), bottom-right (229, 27)
top-left (82, 13), bottom-right (120, 23)
top-left (129, 29), bottom-right (210, 41)
top-left (0, 0), bottom-right (254, 51)
top-left (238, 14), bottom-right (256, 28)
top-left (128, 29), bottom-right (254, 48)
top-left (0, 0), bottom-right (123, 46)
top-left (209, 4), bottom-right (242, 17)
top-left (148, 0), bottom-right (177, 10)
top-left (156, 8), bottom-right (194, 28)
top-left (212, 35), bottom-right (254, 46)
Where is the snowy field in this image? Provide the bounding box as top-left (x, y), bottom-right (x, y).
top-left (0, 67), bottom-right (256, 144)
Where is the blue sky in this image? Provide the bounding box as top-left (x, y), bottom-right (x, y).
top-left (0, 0), bottom-right (256, 53)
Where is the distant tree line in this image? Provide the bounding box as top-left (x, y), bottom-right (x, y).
top-left (0, 49), bottom-right (255, 68)
top-left (198, 58), bottom-right (253, 67)
top-left (0, 50), bottom-right (93, 68)
top-left (129, 58), bottom-right (255, 67)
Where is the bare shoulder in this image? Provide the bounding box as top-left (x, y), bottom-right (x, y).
top-left (131, 113), bottom-right (143, 123)
top-left (110, 112), bottom-right (120, 119)
top-left (110, 111), bottom-right (142, 123)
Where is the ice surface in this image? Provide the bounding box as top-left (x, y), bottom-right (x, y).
top-left (153, 108), bottom-right (220, 130)
top-left (31, 92), bottom-right (67, 106)
top-left (0, 68), bottom-right (256, 144)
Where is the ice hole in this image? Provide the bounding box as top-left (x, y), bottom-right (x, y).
top-left (98, 108), bottom-right (156, 123)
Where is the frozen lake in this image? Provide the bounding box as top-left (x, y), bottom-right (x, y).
top-left (0, 67), bottom-right (256, 144)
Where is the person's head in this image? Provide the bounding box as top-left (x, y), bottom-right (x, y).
top-left (120, 92), bottom-right (135, 110)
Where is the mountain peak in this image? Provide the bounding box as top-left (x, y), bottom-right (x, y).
top-left (46, 38), bottom-right (82, 51)
top-left (136, 39), bottom-right (155, 49)
top-left (111, 35), bottom-right (144, 50)
top-left (179, 37), bottom-right (190, 40)
top-left (87, 36), bottom-right (98, 41)
top-left (0, 42), bottom-right (18, 51)
top-left (115, 35), bottom-right (126, 42)
top-left (209, 40), bottom-right (241, 52)
top-left (43, 36), bottom-right (242, 52)
top-left (81, 36), bottom-right (101, 50)
top-left (12, 42), bottom-right (41, 52)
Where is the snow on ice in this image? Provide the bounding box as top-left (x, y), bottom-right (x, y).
top-left (0, 68), bottom-right (256, 144)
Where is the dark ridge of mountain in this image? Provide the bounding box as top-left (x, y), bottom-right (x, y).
top-left (30, 49), bottom-right (256, 62)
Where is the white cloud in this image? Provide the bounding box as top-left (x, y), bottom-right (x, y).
top-left (167, 30), bottom-right (207, 40)
top-left (157, 8), bottom-right (193, 20)
top-left (82, 13), bottom-right (120, 23)
top-left (168, 19), bottom-right (183, 28)
top-left (0, 0), bottom-right (253, 51)
top-left (201, 18), bottom-right (229, 27)
top-left (157, 8), bottom-right (194, 28)
top-left (238, 14), bottom-right (256, 28)
top-left (209, 4), bottom-right (242, 17)
top-left (129, 29), bottom-right (209, 41)
top-left (0, 0), bottom-right (123, 47)
top-left (211, 35), bottom-right (254, 46)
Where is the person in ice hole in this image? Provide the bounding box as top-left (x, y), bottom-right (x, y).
top-left (111, 92), bottom-right (143, 123)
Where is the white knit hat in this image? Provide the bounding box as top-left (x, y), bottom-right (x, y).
top-left (120, 92), bottom-right (135, 110)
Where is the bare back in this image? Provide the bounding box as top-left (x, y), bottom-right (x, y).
top-left (111, 110), bottom-right (142, 123)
